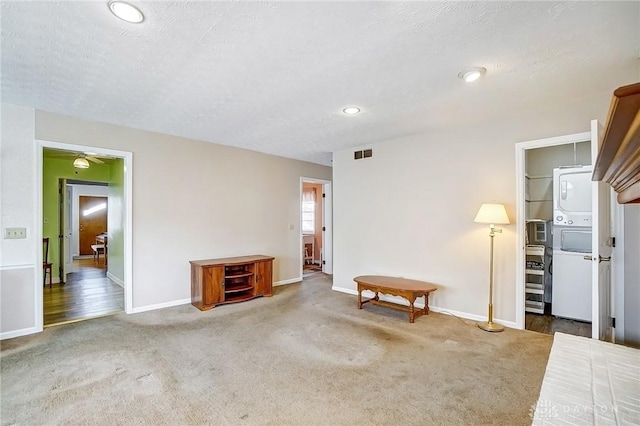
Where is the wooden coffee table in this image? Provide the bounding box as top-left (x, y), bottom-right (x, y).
top-left (354, 275), bottom-right (438, 323)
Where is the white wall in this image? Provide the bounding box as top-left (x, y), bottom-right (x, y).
top-left (1, 105), bottom-right (331, 338)
top-left (1, 104), bottom-right (37, 338)
top-left (333, 94), bottom-right (612, 325)
top-left (70, 184), bottom-right (108, 257)
top-left (33, 110), bottom-right (332, 310)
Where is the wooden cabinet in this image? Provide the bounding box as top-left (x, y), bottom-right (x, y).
top-left (190, 255), bottom-right (274, 311)
top-left (593, 82), bottom-right (640, 204)
top-left (254, 259), bottom-right (273, 296)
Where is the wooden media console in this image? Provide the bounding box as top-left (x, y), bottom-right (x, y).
top-left (190, 255), bottom-right (274, 311)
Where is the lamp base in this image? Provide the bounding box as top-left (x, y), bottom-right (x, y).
top-left (478, 322), bottom-right (504, 332)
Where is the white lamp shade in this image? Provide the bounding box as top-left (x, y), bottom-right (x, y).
top-left (474, 203), bottom-right (510, 225)
top-left (73, 157), bottom-right (90, 169)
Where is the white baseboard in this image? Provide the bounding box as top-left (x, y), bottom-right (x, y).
top-left (332, 285), bottom-right (358, 296)
top-left (130, 298), bottom-right (191, 314)
top-left (331, 285), bottom-right (517, 329)
top-left (106, 272), bottom-right (124, 288)
top-left (429, 306), bottom-right (517, 329)
top-left (1, 326), bottom-right (39, 340)
top-left (274, 277), bottom-right (302, 286)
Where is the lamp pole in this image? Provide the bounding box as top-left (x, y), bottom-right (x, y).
top-left (478, 224), bottom-right (504, 332)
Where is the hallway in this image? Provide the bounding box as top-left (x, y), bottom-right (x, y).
top-left (44, 259), bottom-right (123, 326)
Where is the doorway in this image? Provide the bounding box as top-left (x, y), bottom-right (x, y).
top-left (515, 121), bottom-right (613, 340)
top-left (523, 142), bottom-right (592, 338)
top-left (37, 141), bottom-right (133, 331)
top-left (300, 177), bottom-right (332, 279)
top-left (43, 153), bottom-right (124, 326)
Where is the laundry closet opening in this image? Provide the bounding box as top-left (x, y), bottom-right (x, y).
top-left (523, 141), bottom-right (593, 338)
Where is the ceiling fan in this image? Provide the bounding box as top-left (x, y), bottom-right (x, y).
top-left (73, 154), bottom-right (107, 169)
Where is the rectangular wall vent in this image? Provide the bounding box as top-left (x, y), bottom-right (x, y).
top-left (354, 149), bottom-right (373, 160)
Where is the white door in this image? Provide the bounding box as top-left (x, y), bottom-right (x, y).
top-left (57, 179), bottom-right (72, 283)
top-left (63, 184), bottom-right (73, 278)
top-left (322, 182), bottom-right (333, 274)
top-left (590, 119), bottom-right (613, 341)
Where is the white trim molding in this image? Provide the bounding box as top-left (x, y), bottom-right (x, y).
top-left (107, 272), bottom-right (125, 288)
top-left (1, 326), bottom-right (40, 341)
top-left (514, 130), bottom-right (592, 330)
top-left (0, 264), bottom-right (35, 270)
top-left (37, 139), bottom-right (134, 330)
top-left (332, 285), bottom-right (358, 296)
top-left (274, 277), bottom-right (302, 286)
top-left (130, 298), bottom-right (191, 314)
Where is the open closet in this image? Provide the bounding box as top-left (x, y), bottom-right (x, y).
top-left (524, 142), bottom-right (593, 337)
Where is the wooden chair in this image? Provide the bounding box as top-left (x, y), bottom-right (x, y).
top-left (43, 237), bottom-right (53, 288)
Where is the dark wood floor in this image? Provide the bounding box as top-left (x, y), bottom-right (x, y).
top-left (526, 310), bottom-right (592, 338)
top-left (43, 258), bottom-right (124, 327)
top-left (303, 263), bottom-right (323, 278)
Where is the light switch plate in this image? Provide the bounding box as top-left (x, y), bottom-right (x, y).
top-left (4, 227), bottom-right (27, 239)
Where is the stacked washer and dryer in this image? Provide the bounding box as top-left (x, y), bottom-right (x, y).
top-left (551, 165), bottom-right (593, 322)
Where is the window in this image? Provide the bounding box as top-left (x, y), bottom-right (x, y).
top-left (302, 188), bottom-right (316, 233)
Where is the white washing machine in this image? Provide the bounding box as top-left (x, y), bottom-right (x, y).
top-left (551, 227), bottom-right (592, 322)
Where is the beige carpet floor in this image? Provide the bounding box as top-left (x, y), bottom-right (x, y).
top-left (1, 274), bottom-right (552, 425)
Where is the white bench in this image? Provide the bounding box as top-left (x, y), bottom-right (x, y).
top-left (91, 244), bottom-right (105, 263)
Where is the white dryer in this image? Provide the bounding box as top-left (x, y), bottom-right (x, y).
top-left (553, 165), bottom-right (592, 227)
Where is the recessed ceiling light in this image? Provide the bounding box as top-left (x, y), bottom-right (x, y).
top-left (108, 1), bottom-right (144, 23)
top-left (458, 67), bottom-right (486, 83)
top-left (343, 107), bottom-right (361, 115)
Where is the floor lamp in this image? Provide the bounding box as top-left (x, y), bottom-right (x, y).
top-left (474, 203), bottom-right (510, 332)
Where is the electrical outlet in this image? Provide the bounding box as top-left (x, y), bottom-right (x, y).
top-left (4, 227), bottom-right (27, 239)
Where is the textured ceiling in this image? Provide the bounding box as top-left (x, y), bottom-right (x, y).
top-left (2, 1), bottom-right (639, 166)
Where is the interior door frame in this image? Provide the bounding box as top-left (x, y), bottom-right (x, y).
top-left (515, 129), bottom-right (594, 331)
top-left (300, 177), bottom-right (332, 275)
top-left (58, 178), bottom-right (71, 283)
top-left (590, 120), bottom-right (613, 341)
top-left (36, 140), bottom-right (133, 331)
